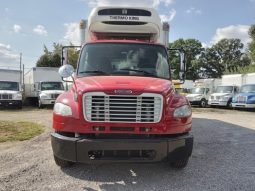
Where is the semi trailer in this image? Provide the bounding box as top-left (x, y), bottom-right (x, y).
top-left (51, 6), bottom-right (193, 168)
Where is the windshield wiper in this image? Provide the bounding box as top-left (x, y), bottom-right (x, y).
top-left (79, 70), bottom-right (106, 74)
top-left (118, 68), bottom-right (157, 77)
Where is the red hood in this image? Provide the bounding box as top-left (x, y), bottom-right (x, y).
top-left (75, 76), bottom-right (174, 95)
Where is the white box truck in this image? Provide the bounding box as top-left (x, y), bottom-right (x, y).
top-left (208, 74), bottom-right (243, 107)
top-left (186, 78), bottom-right (221, 107)
top-left (0, 69), bottom-right (23, 109)
top-left (24, 67), bottom-right (65, 108)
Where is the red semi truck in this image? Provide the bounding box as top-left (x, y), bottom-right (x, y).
top-left (51, 6), bottom-right (193, 168)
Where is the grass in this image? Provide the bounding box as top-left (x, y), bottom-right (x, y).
top-left (0, 121), bottom-right (44, 143)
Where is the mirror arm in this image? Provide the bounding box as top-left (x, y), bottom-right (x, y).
top-left (61, 46), bottom-right (81, 66)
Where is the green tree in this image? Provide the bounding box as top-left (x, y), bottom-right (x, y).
top-left (248, 24), bottom-right (255, 63)
top-left (169, 38), bottom-right (204, 80)
top-left (212, 38), bottom-right (250, 73)
top-left (198, 47), bottom-right (225, 78)
top-left (36, 43), bottom-right (79, 68)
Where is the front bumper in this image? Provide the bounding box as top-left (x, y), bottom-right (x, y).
top-left (188, 100), bottom-right (201, 105)
top-left (51, 132), bottom-right (193, 163)
top-left (208, 100), bottom-right (228, 106)
top-left (232, 103), bottom-right (255, 108)
top-left (0, 100), bottom-right (22, 107)
top-left (40, 99), bottom-right (56, 105)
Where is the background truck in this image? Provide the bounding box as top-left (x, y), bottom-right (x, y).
top-left (51, 6), bottom-right (193, 169)
top-left (24, 67), bottom-right (65, 108)
top-left (186, 78), bottom-right (221, 107)
top-left (174, 80), bottom-right (193, 96)
top-left (232, 73), bottom-right (255, 109)
top-left (0, 69), bottom-right (23, 109)
top-left (208, 74), bottom-right (244, 108)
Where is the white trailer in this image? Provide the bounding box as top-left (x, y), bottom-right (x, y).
top-left (243, 73), bottom-right (255, 84)
top-left (186, 78), bottom-right (221, 107)
top-left (24, 67), bottom-right (65, 108)
top-left (0, 69), bottom-right (23, 108)
top-left (208, 74), bottom-right (243, 107)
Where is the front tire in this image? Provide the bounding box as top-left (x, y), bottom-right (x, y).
top-left (227, 100), bottom-right (232, 108)
top-left (38, 99), bottom-right (43, 109)
top-left (54, 155), bottom-right (74, 168)
top-left (200, 99), bottom-right (207, 108)
top-left (170, 158), bottom-right (189, 169)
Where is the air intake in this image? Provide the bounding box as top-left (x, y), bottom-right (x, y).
top-left (98, 9), bottom-right (151, 16)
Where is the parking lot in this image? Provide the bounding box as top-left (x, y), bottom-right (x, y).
top-left (0, 107), bottom-right (255, 191)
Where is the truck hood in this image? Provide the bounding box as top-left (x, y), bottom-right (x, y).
top-left (210, 93), bottom-right (232, 97)
top-left (75, 76), bottom-right (173, 95)
top-left (186, 94), bottom-right (202, 98)
top-left (0, 90), bottom-right (20, 94)
top-left (40, 90), bottom-right (65, 94)
top-left (235, 92), bottom-right (255, 97)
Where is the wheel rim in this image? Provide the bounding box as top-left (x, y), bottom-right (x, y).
top-left (201, 100), bottom-right (206, 107)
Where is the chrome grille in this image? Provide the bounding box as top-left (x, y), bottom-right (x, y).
top-left (51, 94), bottom-right (60, 99)
top-left (0, 94), bottom-right (13, 100)
top-left (237, 96), bottom-right (247, 103)
top-left (83, 92), bottom-right (163, 123)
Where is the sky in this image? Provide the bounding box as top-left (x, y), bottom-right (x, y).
top-left (0, 0), bottom-right (255, 70)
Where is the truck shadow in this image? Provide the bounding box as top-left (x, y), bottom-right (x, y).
top-left (61, 118), bottom-right (255, 191)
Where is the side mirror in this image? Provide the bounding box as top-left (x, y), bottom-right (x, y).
top-left (59, 64), bottom-right (74, 78)
top-left (179, 52), bottom-right (185, 82)
top-left (61, 46), bottom-right (81, 66)
top-left (168, 48), bottom-right (186, 83)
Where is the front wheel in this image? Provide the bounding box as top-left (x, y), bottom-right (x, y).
top-left (170, 158), bottom-right (189, 169)
top-left (227, 100), bottom-right (232, 108)
top-left (38, 99), bottom-right (43, 109)
top-left (200, 99), bottom-right (207, 108)
top-left (54, 155), bottom-right (74, 168)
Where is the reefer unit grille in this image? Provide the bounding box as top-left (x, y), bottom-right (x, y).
top-left (83, 92), bottom-right (163, 123)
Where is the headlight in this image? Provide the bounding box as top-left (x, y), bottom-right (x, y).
top-left (248, 96), bottom-right (255, 101)
top-left (223, 96), bottom-right (230, 101)
top-left (13, 93), bottom-right (22, 100)
top-left (40, 93), bottom-right (49, 99)
top-left (193, 95), bottom-right (202, 101)
top-left (173, 105), bottom-right (192, 118)
top-left (54, 103), bottom-right (72, 116)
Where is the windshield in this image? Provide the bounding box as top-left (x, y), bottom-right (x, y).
top-left (216, 86), bottom-right (233, 93)
top-left (191, 88), bottom-right (205, 94)
top-left (0, 81), bottom-right (19, 91)
top-left (240, 85), bottom-right (255, 93)
top-left (78, 43), bottom-right (170, 79)
top-left (41, 82), bottom-right (64, 91)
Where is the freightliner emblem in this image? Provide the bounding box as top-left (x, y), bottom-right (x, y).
top-left (114, 89), bottom-right (133, 94)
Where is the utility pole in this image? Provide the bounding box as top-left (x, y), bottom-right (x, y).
top-left (19, 53), bottom-right (22, 84)
top-left (23, 64), bottom-right (25, 87)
